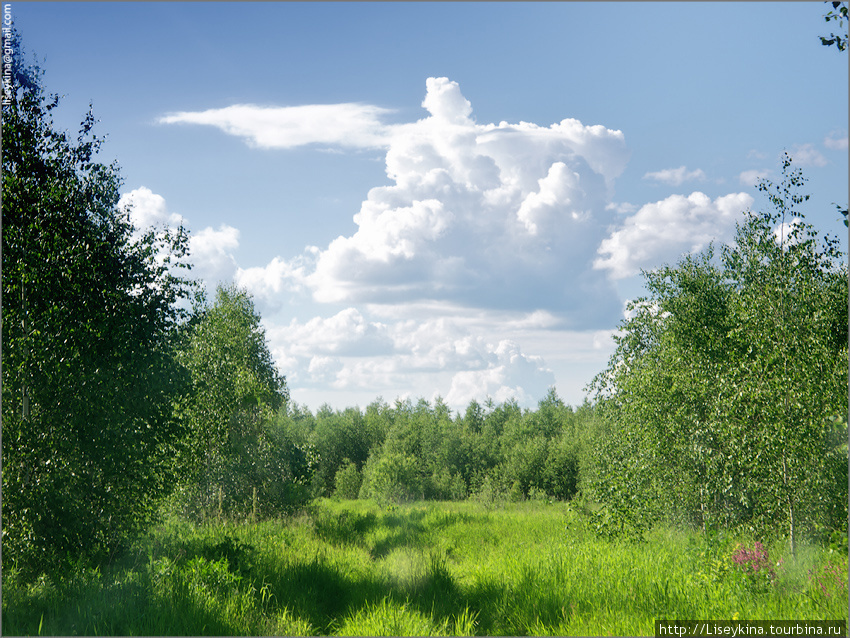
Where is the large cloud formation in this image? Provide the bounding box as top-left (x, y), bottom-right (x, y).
top-left (186, 78), bottom-right (633, 329)
top-left (307, 79), bottom-right (629, 323)
top-left (148, 77), bottom-right (755, 409)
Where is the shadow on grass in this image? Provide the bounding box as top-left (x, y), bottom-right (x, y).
top-left (245, 544), bottom-right (506, 635)
top-left (3, 505), bottom-right (520, 636)
top-left (312, 509), bottom-right (379, 549)
top-left (366, 509), bottom-right (431, 560)
top-left (369, 528), bottom-right (428, 560)
top-left (1, 563), bottom-right (245, 636)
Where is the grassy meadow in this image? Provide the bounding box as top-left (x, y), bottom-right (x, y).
top-left (3, 498), bottom-right (847, 636)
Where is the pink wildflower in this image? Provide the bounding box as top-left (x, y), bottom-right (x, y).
top-left (732, 541), bottom-right (776, 582)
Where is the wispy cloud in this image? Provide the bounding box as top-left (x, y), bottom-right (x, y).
top-left (605, 201), bottom-right (638, 215)
top-left (738, 168), bottom-right (771, 187)
top-left (159, 103), bottom-right (395, 149)
top-left (788, 143), bottom-right (827, 167)
top-left (643, 166), bottom-right (707, 186)
top-left (824, 130), bottom-right (848, 151)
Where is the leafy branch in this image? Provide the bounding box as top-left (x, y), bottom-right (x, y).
top-left (821, 1), bottom-right (848, 51)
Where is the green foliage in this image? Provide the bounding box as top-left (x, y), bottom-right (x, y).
top-left (589, 155), bottom-right (848, 543)
top-left (429, 468), bottom-right (468, 501)
top-left (172, 285), bottom-right (312, 520)
top-left (360, 452), bottom-right (423, 504)
top-left (281, 388), bottom-right (599, 511)
top-left (278, 388), bottom-right (600, 511)
top-left (1, 30), bottom-right (193, 574)
top-left (501, 435), bottom-right (549, 498)
top-left (334, 459), bottom-right (363, 500)
top-left (309, 406), bottom-right (371, 497)
top-left (176, 284), bottom-right (287, 437)
top-left (471, 474), bottom-right (505, 508)
top-left (821, 1), bottom-right (848, 51)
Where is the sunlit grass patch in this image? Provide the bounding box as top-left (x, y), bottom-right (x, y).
top-left (335, 596), bottom-right (442, 636)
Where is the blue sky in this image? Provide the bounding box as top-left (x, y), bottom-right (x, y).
top-left (12, 2), bottom-right (848, 412)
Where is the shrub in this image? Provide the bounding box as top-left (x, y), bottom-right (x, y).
top-left (359, 452), bottom-right (422, 504)
top-left (334, 460), bottom-right (362, 500)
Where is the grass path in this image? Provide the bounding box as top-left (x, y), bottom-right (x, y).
top-left (3, 499), bottom-right (847, 635)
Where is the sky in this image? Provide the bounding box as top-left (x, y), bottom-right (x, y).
top-left (11, 2), bottom-right (849, 413)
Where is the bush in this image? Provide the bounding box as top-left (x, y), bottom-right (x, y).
top-left (171, 411), bottom-right (315, 522)
top-left (544, 434), bottom-right (579, 501)
top-left (334, 460), bottom-right (362, 500)
top-left (359, 452), bottom-right (422, 504)
top-left (471, 475), bottom-right (504, 508)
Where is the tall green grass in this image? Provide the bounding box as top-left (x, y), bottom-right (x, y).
top-left (3, 499), bottom-right (846, 635)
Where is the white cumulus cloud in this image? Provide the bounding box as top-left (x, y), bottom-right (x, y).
top-left (117, 186), bottom-right (242, 294)
top-left (118, 186), bottom-right (186, 230)
top-left (517, 162), bottom-right (584, 235)
top-left (117, 185), bottom-right (583, 409)
top-left (773, 216), bottom-right (804, 246)
top-left (189, 224), bottom-right (240, 286)
top-left (307, 355), bottom-right (345, 383)
top-left (445, 340), bottom-right (555, 407)
top-left (148, 77), bottom-right (766, 410)
top-left (235, 256), bottom-right (311, 308)
top-left (157, 79), bottom-right (631, 329)
top-left (263, 309), bottom-right (559, 409)
top-left (594, 191), bottom-right (753, 279)
top-left (254, 77), bottom-right (631, 328)
top-left (272, 308), bottom-right (394, 359)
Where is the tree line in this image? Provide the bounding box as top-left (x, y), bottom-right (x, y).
top-left (278, 389), bottom-right (594, 507)
top-left (2, 28), bottom-right (847, 578)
